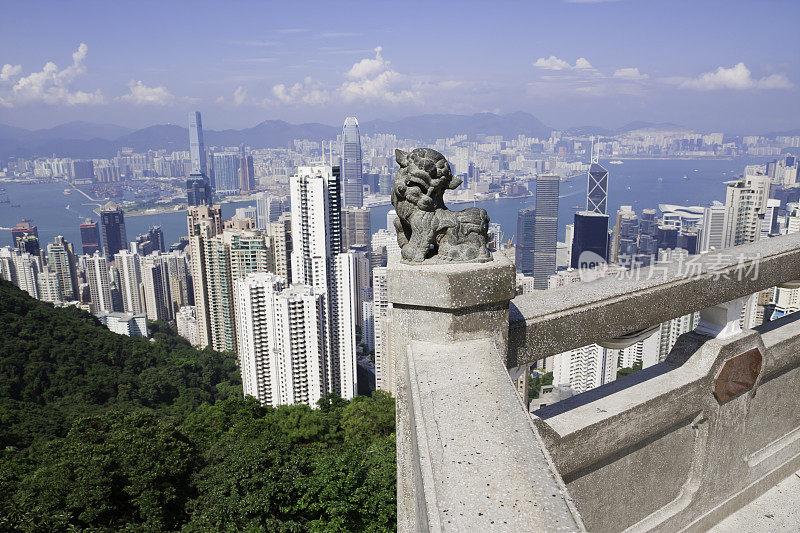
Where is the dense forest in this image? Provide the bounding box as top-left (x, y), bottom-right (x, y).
top-left (0, 280), bottom-right (396, 531)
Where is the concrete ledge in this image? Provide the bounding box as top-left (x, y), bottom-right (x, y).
top-left (401, 338), bottom-right (584, 532)
top-left (387, 252), bottom-right (516, 310)
top-left (508, 232), bottom-right (800, 366)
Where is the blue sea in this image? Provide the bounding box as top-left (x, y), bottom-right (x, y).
top-left (0, 157), bottom-right (772, 249)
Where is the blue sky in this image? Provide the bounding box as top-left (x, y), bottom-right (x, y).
top-left (0, 0), bottom-right (798, 133)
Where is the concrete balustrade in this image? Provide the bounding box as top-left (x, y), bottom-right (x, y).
top-left (391, 232), bottom-right (800, 531)
top-left (389, 253), bottom-right (584, 532)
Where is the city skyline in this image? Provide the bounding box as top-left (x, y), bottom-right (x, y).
top-left (0, 1), bottom-right (798, 134)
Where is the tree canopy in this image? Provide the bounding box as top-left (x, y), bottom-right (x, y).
top-left (0, 280), bottom-right (396, 531)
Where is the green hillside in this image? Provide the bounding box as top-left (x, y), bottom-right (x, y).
top-left (0, 280), bottom-right (396, 531)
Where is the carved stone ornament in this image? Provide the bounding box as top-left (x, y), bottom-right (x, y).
top-left (391, 148), bottom-right (491, 264)
top-left (712, 347), bottom-right (762, 403)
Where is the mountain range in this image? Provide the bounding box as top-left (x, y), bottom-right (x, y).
top-left (0, 112), bottom-right (697, 162)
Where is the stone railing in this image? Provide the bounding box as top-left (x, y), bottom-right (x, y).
top-left (388, 232), bottom-right (800, 532)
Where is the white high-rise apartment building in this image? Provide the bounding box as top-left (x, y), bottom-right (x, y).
top-left (700, 202), bottom-right (726, 252)
top-left (722, 173), bottom-right (770, 248)
top-left (115, 249), bottom-right (144, 314)
top-left (176, 306), bottom-right (200, 346)
top-left (552, 344), bottom-right (617, 394)
top-left (37, 268), bottom-right (62, 303)
top-left (86, 252), bottom-right (114, 314)
top-left (373, 267), bottom-right (393, 393)
top-left (10, 250), bottom-right (40, 299)
top-left (290, 165), bottom-right (357, 399)
top-left (235, 273), bottom-right (327, 407)
top-left (0, 247), bottom-right (16, 284)
top-left (47, 236), bottom-right (78, 301)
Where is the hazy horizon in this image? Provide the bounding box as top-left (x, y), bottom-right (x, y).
top-left (1, 0), bottom-right (798, 134)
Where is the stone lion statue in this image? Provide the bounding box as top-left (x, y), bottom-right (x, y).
top-left (391, 148), bottom-right (491, 263)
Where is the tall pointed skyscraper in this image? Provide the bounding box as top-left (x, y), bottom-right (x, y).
top-left (189, 111), bottom-right (207, 175)
top-left (187, 111), bottom-right (212, 206)
top-left (587, 140), bottom-right (608, 214)
top-left (341, 117), bottom-right (363, 208)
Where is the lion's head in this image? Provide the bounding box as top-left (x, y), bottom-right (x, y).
top-left (393, 148), bottom-right (462, 212)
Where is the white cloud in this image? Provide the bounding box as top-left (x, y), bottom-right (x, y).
top-left (533, 56), bottom-right (594, 71)
top-left (272, 77), bottom-right (330, 105)
top-left (346, 46), bottom-right (389, 79)
top-left (533, 56), bottom-right (572, 70)
top-left (0, 64), bottom-right (21, 81)
top-left (679, 62), bottom-right (793, 90)
top-left (233, 85), bottom-right (247, 105)
top-left (4, 43), bottom-right (105, 106)
top-left (339, 47), bottom-right (418, 103)
top-left (120, 80), bottom-right (175, 105)
top-left (613, 67), bottom-right (649, 80)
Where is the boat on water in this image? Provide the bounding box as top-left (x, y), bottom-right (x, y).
top-left (63, 189), bottom-right (71, 195)
top-left (657, 177), bottom-right (663, 182)
top-left (609, 160), bottom-right (624, 165)
top-left (572, 205), bottom-right (581, 209)
top-left (626, 186), bottom-right (632, 190)
top-left (682, 175), bottom-right (689, 180)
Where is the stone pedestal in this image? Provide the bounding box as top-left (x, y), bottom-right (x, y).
top-left (386, 252), bottom-right (517, 357)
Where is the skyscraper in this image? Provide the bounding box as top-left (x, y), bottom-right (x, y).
top-left (211, 153), bottom-right (241, 194)
top-left (722, 172), bottom-right (770, 248)
top-left (235, 273), bottom-right (327, 407)
top-left (515, 208), bottom-right (535, 275)
top-left (187, 111), bottom-right (212, 206)
top-left (189, 111), bottom-right (207, 176)
top-left (86, 252), bottom-right (114, 314)
top-left (115, 249), bottom-right (144, 314)
top-left (611, 206), bottom-right (638, 264)
top-left (11, 221), bottom-right (39, 254)
top-left (587, 145), bottom-right (609, 215)
top-left (290, 164), bottom-right (357, 399)
top-left (342, 206), bottom-right (371, 250)
top-left (140, 252), bottom-right (173, 321)
top-left (533, 175), bottom-right (559, 290)
top-left (238, 145), bottom-right (255, 193)
top-left (571, 211), bottom-right (609, 269)
top-left (341, 117), bottom-right (363, 208)
top-left (100, 202), bottom-right (127, 260)
top-left (80, 219), bottom-right (101, 256)
top-left (47, 236), bottom-right (79, 301)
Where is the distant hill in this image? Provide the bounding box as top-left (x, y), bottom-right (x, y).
top-left (764, 128), bottom-right (800, 138)
top-left (616, 121), bottom-right (689, 133)
top-left (360, 111), bottom-right (552, 140)
top-left (26, 121), bottom-right (133, 141)
top-left (0, 112), bottom-right (704, 161)
top-left (0, 123), bottom-right (30, 140)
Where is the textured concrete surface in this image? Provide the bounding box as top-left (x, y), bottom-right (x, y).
top-left (389, 252), bottom-right (583, 531)
top-left (387, 252), bottom-right (516, 310)
top-left (404, 339), bottom-right (583, 532)
top-left (709, 470), bottom-right (800, 532)
top-left (531, 312), bottom-right (800, 532)
top-left (508, 231), bottom-right (800, 367)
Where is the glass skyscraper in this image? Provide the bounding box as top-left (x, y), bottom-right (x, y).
top-left (571, 211), bottom-right (609, 269)
top-left (341, 117), bottom-right (363, 208)
top-left (187, 111), bottom-right (212, 206)
top-left (515, 207), bottom-right (535, 275)
top-left (533, 174), bottom-right (559, 289)
top-left (100, 202), bottom-right (127, 260)
top-left (587, 162), bottom-right (609, 214)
